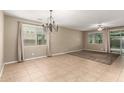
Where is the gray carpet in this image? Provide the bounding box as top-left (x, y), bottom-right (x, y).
top-left (68, 50), bottom-right (120, 65)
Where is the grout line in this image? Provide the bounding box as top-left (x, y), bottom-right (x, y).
top-left (5, 61), bottom-right (18, 65)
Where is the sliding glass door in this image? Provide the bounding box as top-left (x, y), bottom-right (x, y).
top-left (110, 30), bottom-right (124, 55)
top-left (122, 31), bottom-right (124, 55)
top-left (110, 31), bottom-right (121, 54)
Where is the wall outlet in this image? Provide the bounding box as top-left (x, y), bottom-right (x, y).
top-left (32, 53), bottom-right (35, 56)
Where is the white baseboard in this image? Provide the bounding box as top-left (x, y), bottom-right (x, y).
top-left (0, 63), bottom-right (5, 78)
top-left (5, 61), bottom-right (18, 65)
top-left (4, 49), bottom-right (83, 65)
top-left (52, 49), bottom-right (83, 56)
top-left (25, 56), bottom-right (47, 61)
top-left (83, 49), bottom-right (107, 53)
top-left (5, 56), bottom-right (47, 64)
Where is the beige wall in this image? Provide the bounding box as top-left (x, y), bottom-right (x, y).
top-left (4, 15), bottom-right (83, 62)
top-left (24, 46), bottom-right (47, 59)
top-left (83, 30), bottom-right (108, 52)
top-left (51, 27), bottom-right (83, 54)
top-left (4, 15), bottom-right (46, 62)
top-left (0, 11), bottom-right (4, 71)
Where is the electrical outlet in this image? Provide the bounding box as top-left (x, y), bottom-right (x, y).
top-left (32, 53), bottom-right (35, 56)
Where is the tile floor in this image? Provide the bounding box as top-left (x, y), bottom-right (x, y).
top-left (0, 54), bottom-right (124, 82)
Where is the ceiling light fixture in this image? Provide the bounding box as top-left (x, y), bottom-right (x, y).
top-left (42, 10), bottom-right (58, 32)
top-left (97, 25), bottom-right (104, 31)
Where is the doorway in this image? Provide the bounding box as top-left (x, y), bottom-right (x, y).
top-left (110, 30), bottom-right (124, 55)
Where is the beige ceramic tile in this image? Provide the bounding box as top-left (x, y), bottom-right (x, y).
top-left (1, 54), bottom-right (124, 82)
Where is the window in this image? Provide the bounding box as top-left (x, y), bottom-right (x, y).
top-left (88, 33), bottom-right (94, 44)
top-left (95, 33), bottom-right (103, 43)
top-left (88, 32), bottom-right (103, 44)
top-left (22, 24), bottom-right (47, 46)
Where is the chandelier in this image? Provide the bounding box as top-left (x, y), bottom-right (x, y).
top-left (42, 10), bottom-right (58, 32)
top-left (97, 25), bottom-right (104, 31)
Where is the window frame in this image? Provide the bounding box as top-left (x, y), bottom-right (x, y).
top-left (94, 32), bottom-right (103, 44)
top-left (88, 32), bottom-right (103, 44)
top-left (22, 23), bottom-right (47, 47)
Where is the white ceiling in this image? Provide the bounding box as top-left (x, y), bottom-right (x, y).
top-left (4, 10), bottom-right (124, 31)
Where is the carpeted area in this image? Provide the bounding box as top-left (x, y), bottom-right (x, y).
top-left (68, 50), bottom-right (120, 65)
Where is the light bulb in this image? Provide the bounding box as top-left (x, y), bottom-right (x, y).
top-left (97, 27), bottom-right (103, 31)
top-left (97, 25), bottom-right (104, 31)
